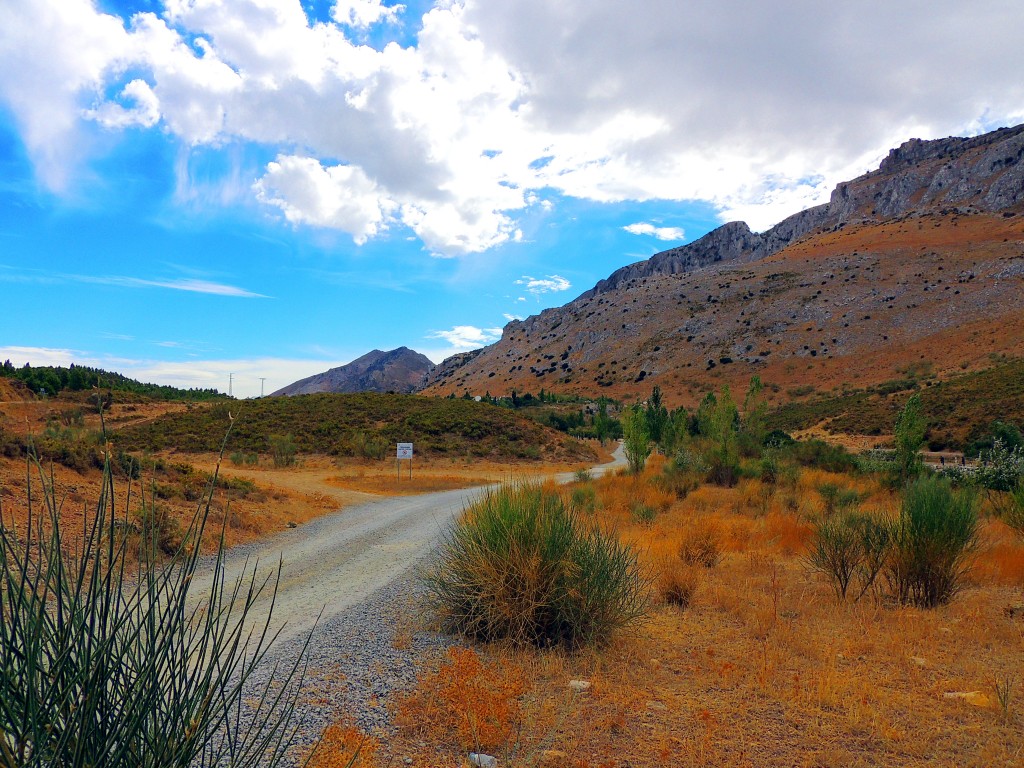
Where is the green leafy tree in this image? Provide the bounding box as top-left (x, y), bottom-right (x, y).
top-left (622, 403), bottom-right (651, 474)
top-left (695, 391), bottom-right (717, 437)
top-left (644, 385), bottom-right (669, 449)
top-left (593, 397), bottom-right (612, 445)
top-left (705, 386), bottom-right (740, 486)
top-left (894, 393), bottom-right (927, 482)
top-left (659, 406), bottom-right (689, 457)
top-left (741, 375), bottom-right (768, 451)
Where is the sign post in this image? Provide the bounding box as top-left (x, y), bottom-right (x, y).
top-left (396, 442), bottom-right (413, 481)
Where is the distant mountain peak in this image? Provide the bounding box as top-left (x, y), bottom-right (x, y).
top-left (272, 347), bottom-right (434, 396)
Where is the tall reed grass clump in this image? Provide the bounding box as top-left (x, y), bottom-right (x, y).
top-left (424, 483), bottom-right (648, 648)
top-left (888, 474), bottom-right (978, 607)
top-left (0, 444), bottom-right (307, 766)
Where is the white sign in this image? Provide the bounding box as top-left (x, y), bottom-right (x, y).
top-left (397, 442), bottom-right (413, 459)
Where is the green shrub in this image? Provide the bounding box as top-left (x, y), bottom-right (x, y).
top-left (817, 482), bottom-right (841, 515)
top-left (424, 483), bottom-right (648, 648)
top-left (350, 430), bottom-right (387, 460)
top-left (974, 439), bottom-right (1024, 492)
top-left (758, 452), bottom-right (780, 484)
top-left (230, 450), bottom-right (246, 466)
top-left (1004, 484), bottom-right (1024, 537)
top-left (269, 432), bottom-right (297, 467)
top-left (855, 448), bottom-right (896, 476)
top-left (705, 450), bottom-right (740, 487)
top-left (887, 476), bottom-right (978, 607)
top-left (784, 439), bottom-right (857, 473)
top-left (0, 448), bottom-right (307, 767)
top-left (763, 429), bottom-right (795, 448)
top-left (657, 462), bottom-right (698, 499)
top-left (115, 449), bottom-right (141, 480)
top-left (574, 468), bottom-right (593, 483)
top-left (569, 484), bottom-right (597, 514)
top-left (631, 503), bottom-right (657, 525)
top-left (808, 514), bottom-right (861, 599)
top-left (134, 498), bottom-right (182, 559)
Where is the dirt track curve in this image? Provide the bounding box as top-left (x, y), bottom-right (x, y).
top-left (188, 445), bottom-right (627, 646)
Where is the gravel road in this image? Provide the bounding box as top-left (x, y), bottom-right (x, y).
top-left (189, 445), bottom-right (626, 756)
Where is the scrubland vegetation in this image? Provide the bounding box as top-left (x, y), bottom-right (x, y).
top-left (4, 375), bottom-right (1024, 767)
top-left (769, 357), bottom-right (1024, 452)
top-left (310, 382), bottom-right (1024, 767)
top-left (113, 393), bottom-right (596, 464)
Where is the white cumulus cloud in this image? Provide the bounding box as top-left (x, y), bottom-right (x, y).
top-left (426, 324), bottom-right (503, 351)
top-left (515, 275), bottom-right (571, 296)
top-left (255, 156), bottom-right (395, 244)
top-left (332, 0), bottom-right (405, 28)
top-left (1, 0), bottom-right (1023, 247)
top-left (623, 222), bottom-right (685, 241)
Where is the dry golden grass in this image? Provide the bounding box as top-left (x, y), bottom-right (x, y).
top-left (394, 647), bottom-right (527, 754)
top-left (305, 723), bottom-right (380, 768)
top-left (319, 460), bottom-right (1024, 767)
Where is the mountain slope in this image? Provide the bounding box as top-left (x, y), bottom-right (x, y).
top-left (273, 347), bottom-right (434, 396)
top-left (422, 124), bottom-right (1024, 406)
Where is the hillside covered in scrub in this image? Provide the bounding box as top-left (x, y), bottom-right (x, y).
top-left (112, 392), bottom-right (598, 463)
top-left (767, 357), bottom-right (1024, 451)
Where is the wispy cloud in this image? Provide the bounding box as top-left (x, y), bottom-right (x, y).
top-left (0, 265), bottom-right (266, 297)
top-left (623, 222), bottom-right (686, 241)
top-left (78, 276), bottom-right (268, 298)
top-left (514, 275), bottom-right (571, 297)
top-left (503, 313), bottom-right (523, 321)
top-left (426, 325), bottom-right (503, 351)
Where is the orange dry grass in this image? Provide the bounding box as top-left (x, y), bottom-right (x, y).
top-left (393, 647), bottom-right (526, 754)
top-left (973, 520), bottom-right (1024, 586)
top-left (0, 455), bottom-right (323, 555)
top-left (325, 472), bottom-right (492, 495)
top-left (592, 465), bottom-right (676, 525)
top-left (656, 557), bottom-right (700, 607)
top-left (376, 462), bottom-right (1024, 767)
top-left (306, 724), bottom-right (379, 768)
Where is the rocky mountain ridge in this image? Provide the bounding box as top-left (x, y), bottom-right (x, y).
top-left (578, 124), bottom-right (1024, 300)
top-left (273, 347), bottom-right (434, 396)
top-left (422, 123), bottom-right (1024, 405)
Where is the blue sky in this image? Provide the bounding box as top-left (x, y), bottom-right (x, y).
top-left (1, 0), bottom-right (1022, 397)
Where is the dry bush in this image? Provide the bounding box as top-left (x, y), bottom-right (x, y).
top-left (678, 520), bottom-right (722, 568)
top-left (394, 647), bottom-right (525, 753)
top-left (307, 724), bottom-right (379, 768)
top-left (657, 558), bottom-right (699, 607)
top-left (757, 511), bottom-right (814, 556)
